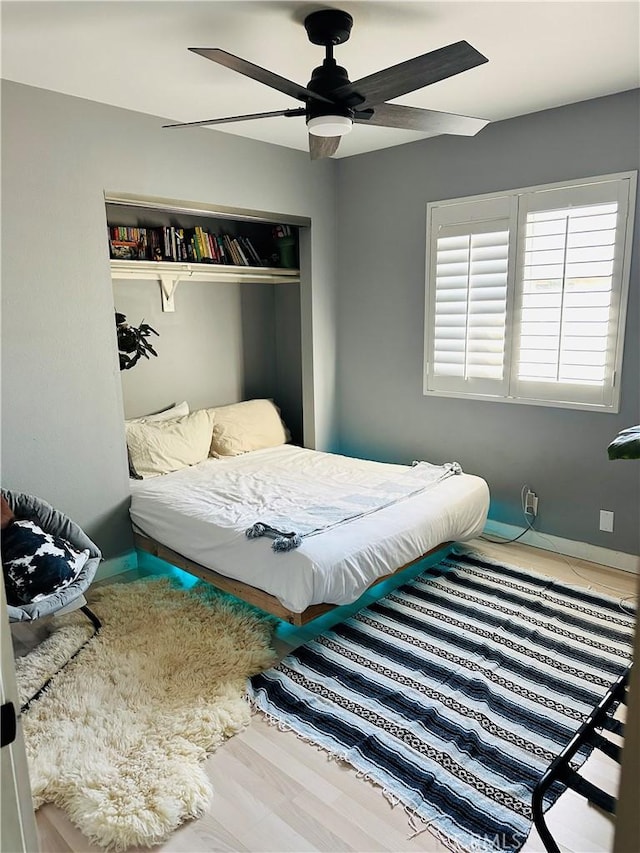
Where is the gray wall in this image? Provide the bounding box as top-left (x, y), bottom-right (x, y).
top-left (335, 89), bottom-right (640, 554)
top-left (113, 279), bottom-right (302, 443)
top-left (273, 284), bottom-right (304, 444)
top-left (2, 80), bottom-right (638, 562)
top-left (1, 80), bottom-right (338, 561)
top-left (114, 281), bottom-right (274, 417)
top-left (113, 280), bottom-right (288, 417)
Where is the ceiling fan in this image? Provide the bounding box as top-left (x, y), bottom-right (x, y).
top-left (163, 8), bottom-right (490, 159)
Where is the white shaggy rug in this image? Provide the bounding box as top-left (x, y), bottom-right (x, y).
top-left (16, 578), bottom-right (277, 850)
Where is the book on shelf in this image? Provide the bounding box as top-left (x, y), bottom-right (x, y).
top-left (241, 235), bottom-right (262, 265)
top-left (110, 240), bottom-right (140, 260)
top-left (233, 237), bottom-right (249, 265)
top-left (108, 222), bottom-right (286, 267)
top-left (222, 234), bottom-right (236, 265)
top-left (215, 235), bottom-right (227, 264)
top-left (194, 227), bottom-right (210, 261)
top-left (210, 235), bottom-right (220, 263)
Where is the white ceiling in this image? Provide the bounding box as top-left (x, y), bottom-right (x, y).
top-left (2, 1), bottom-right (639, 159)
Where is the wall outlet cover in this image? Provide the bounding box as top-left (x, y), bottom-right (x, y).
top-left (599, 510), bottom-right (614, 532)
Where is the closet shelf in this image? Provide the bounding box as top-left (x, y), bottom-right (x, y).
top-left (110, 260), bottom-right (300, 311)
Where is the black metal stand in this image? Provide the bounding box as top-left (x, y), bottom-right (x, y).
top-left (20, 605), bottom-right (102, 714)
top-left (531, 664), bottom-right (631, 853)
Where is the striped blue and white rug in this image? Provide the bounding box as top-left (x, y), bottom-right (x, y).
top-left (248, 550), bottom-right (635, 853)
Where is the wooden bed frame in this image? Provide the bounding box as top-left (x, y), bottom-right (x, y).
top-left (134, 532), bottom-right (451, 626)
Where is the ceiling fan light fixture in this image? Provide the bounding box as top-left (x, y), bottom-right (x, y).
top-left (307, 115), bottom-right (353, 137)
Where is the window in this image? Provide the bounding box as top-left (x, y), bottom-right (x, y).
top-left (424, 173), bottom-right (636, 412)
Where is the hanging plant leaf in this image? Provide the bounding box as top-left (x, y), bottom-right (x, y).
top-left (607, 425), bottom-right (640, 460)
top-left (115, 312), bottom-right (160, 371)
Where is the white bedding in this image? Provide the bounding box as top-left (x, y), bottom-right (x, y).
top-left (130, 445), bottom-right (489, 613)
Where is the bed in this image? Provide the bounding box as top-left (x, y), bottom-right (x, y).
top-left (129, 437), bottom-right (490, 625)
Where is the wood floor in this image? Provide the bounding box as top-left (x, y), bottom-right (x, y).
top-left (13, 539), bottom-right (638, 853)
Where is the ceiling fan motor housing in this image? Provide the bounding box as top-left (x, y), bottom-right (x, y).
top-left (306, 61), bottom-right (355, 121)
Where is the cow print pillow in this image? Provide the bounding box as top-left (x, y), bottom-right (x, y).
top-left (2, 519), bottom-right (90, 606)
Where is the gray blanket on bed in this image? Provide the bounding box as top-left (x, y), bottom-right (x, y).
top-left (245, 460), bottom-right (462, 551)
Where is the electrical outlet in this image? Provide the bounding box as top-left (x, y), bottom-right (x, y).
top-left (599, 510), bottom-right (614, 532)
top-left (524, 490), bottom-right (538, 516)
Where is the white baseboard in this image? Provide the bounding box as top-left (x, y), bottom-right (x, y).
top-left (95, 551), bottom-right (138, 581)
top-left (483, 520), bottom-right (639, 574)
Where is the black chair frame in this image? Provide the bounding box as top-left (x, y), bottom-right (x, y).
top-left (20, 605), bottom-right (102, 713)
top-left (532, 663), bottom-right (632, 853)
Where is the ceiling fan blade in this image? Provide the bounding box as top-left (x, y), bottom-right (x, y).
top-left (189, 48), bottom-right (334, 105)
top-left (163, 108), bottom-right (306, 129)
top-left (309, 134), bottom-right (341, 160)
top-left (354, 103), bottom-right (489, 137)
top-left (335, 41), bottom-right (488, 110)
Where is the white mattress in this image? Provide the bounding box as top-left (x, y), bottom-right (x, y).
top-left (130, 445), bottom-right (489, 613)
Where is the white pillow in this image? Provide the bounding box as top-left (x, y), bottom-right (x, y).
top-left (125, 401), bottom-right (189, 425)
top-left (208, 399), bottom-right (290, 458)
top-left (126, 409), bottom-right (215, 477)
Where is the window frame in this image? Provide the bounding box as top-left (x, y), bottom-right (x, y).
top-left (423, 171), bottom-right (637, 413)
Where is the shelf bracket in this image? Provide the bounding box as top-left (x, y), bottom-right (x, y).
top-left (159, 273), bottom-right (180, 312)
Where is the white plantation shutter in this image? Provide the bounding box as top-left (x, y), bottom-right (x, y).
top-left (424, 173), bottom-right (635, 411)
top-left (425, 196), bottom-right (514, 396)
top-left (511, 178), bottom-right (633, 408)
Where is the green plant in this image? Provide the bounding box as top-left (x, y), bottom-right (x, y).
top-left (607, 425), bottom-right (640, 460)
